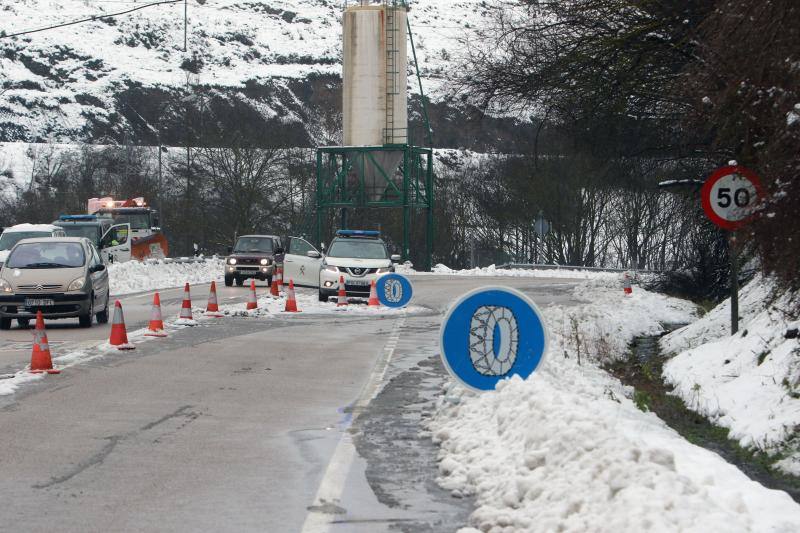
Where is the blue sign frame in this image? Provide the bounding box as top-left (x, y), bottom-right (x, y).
top-left (440, 286), bottom-right (549, 391)
top-left (376, 273), bottom-right (413, 308)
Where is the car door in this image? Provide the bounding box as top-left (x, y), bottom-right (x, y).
top-left (88, 243), bottom-right (109, 309)
top-left (283, 237), bottom-right (321, 288)
top-left (99, 223), bottom-right (132, 264)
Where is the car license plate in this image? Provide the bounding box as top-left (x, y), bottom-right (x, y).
top-left (348, 280), bottom-right (369, 287)
top-left (25, 298), bottom-right (55, 307)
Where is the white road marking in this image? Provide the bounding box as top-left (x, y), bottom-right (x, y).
top-left (300, 316), bottom-right (406, 533)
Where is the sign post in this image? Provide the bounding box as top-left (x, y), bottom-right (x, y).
top-left (701, 165), bottom-right (763, 335)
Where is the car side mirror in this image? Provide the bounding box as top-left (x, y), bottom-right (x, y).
top-left (307, 250), bottom-right (321, 259)
top-left (227, 246), bottom-right (233, 255)
top-left (90, 264), bottom-right (106, 273)
top-left (391, 254), bottom-right (401, 262)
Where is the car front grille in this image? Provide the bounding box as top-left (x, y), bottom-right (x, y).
top-left (17, 284), bottom-right (64, 293)
top-left (345, 267), bottom-right (377, 277)
top-left (236, 257), bottom-right (266, 266)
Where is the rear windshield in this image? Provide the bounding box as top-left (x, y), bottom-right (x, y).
top-left (327, 240), bottom-right (388, 260)
top-left (234, 237), bottom-right (274, 254)
top-left (7, 242), bottom-right (86, 269)
top-left (0, 231), bottom-right (52, 251)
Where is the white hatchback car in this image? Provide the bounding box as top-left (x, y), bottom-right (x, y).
top-left (282, 230), bottom-right (400, 302)
top-left (0, 224), bottom-right (66, 269)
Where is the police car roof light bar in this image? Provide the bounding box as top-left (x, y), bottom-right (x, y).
top-left (336, 230), bottom-right (380, 238)
top-left (59, 214), bottom-right (97, 221)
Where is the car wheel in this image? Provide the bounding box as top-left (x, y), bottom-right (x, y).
top-left (235, 277), bottom-right (244, 286)
top-left (0, 317), bottom-right (10, 330)
top-left (318, 290), bottom-right (329, 302)
top-left (79, 296), bottom-right (94, 328)
top-left (224, 274), bottom-right (234, 287)
top-left (17, 318), bottom-right (30, 329)
top-left (96, 293), bottom-right (110, 324)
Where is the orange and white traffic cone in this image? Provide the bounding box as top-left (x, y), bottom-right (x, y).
top-left (276, 266), bottom-right (284, 293)
top-left (247, 279), bottom-right (259, 310)
top-left (368, 279), bottom-right (380, 307)
top-left (270, 273), bottom-right (280, 298)
top-left (109, 300), bottom-right (135, 350)
top-left (623, 272), bottom-right (633, 296)
top-left (177, 283), bottom-right (196, 325)
top-left (337, 275), bottom-right (348, 307)
top-left (206, 281), bottom-right (224, 317)
top-left (145, 292), bottom-right (168, 337)
top-left (29, 311), bottom-right (60, 374)
top-left (284, 279), bottom-right (300, 313)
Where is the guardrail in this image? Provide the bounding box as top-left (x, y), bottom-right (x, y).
top-left (495, 263), bottom-right (664, 275)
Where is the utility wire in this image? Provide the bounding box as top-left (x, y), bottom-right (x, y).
top-left (0, 0), bottom-right (182, 39)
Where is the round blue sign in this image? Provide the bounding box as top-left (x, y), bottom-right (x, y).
top-left (376, 273), bottom-right (413, 308)
top-left (440, 286), bottom-right (548, 392)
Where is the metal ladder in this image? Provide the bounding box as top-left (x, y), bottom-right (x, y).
top-left (384, 0), bottom-right (400, 145)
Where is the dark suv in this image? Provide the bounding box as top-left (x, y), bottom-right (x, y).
top-left (224, 235), bottom-right (283, 287)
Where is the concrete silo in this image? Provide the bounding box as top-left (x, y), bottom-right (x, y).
top-left (313, 0), bottom-right (435, 269)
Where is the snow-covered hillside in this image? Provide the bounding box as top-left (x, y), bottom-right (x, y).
top-left (0, 0), bottom-right (491, 143)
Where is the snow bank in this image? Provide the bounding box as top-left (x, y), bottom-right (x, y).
top-left (662, 276), bottom-right (800, 472)
top-left (108, 257), bottom-right (224, 296)
top-left (429, 281), bottom-right (800, 532)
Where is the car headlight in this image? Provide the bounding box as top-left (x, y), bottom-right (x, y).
top-left (324, 264), bottom-right (339, 273)
top-left (0, 278), bottom-right (11, 293)
top-left (228, 258), bottom-right (237, 265)
top-left (67, 277), bottom-right (86, 291)
top-left (260, 258), bottom-right (269, 266)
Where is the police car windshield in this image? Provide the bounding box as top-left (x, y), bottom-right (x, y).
top-left (233, 237), bottom-right (273, 254)
top-left (0, 231), bottom-right (51, 251)
top-left (61, 225), bottom-right (102, 246)
top-left (327, 240), bottom-right (388, 260)
top-left (7, 242), bottom-right (85, 269)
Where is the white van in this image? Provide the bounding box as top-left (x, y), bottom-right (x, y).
top-left (0, 224), bottom-right (67, 268)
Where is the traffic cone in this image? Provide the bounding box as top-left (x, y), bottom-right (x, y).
top-left (29, 311), bottom-right (59, 374)
top-left (368, 280), bottom-right (380, 307)
top-left (276, 266), bottom-right (284, 292)
top-left (145, 292), bottom-right (168, 337)
top-left (623, 272), bottom-right (633, 295)
top-left (109, 300), bottom-right (135, 350)
top-left (284, 279), bottom-right (300, 312)
top-left (177, 283), bottom-right (196, 325)
top-left (206, 281), bottom-right (224, 317)
top-left (247, 279), bottom-right (258, 310)
top-left (337, 275), bottom-right (348, 307)
top-left (270, 273), bottom-right (280, 298)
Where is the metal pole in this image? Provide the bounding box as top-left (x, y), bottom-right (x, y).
top-left (184, 0), bottom-right (188, 52)
top-left (730, 231), bottom-right (739, 334)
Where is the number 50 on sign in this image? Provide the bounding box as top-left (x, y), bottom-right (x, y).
top-left (701, 166), bottom-right (763, 231)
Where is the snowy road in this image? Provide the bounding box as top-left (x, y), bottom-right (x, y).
top-left (0, 276), bottom-right (581, 532)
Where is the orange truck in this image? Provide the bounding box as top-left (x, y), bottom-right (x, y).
top-left (87, 197), bottom-right (169, 262)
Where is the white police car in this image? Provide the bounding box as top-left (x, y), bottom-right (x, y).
top-left (282, 230), bottom-right (399, 302)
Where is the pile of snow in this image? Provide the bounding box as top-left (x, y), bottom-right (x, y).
top-left (400, 263), bottom-right (623, 280)
top-left (108, 257), bottom-right (224, 296)
top-left (209, 288), bottom-right (429, 318)
top-left (662, 276), bottom-right (800, 475)
top-left (429, 280), bottom-right (800, 531)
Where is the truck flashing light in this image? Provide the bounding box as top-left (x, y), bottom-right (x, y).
top-left (336, 230), bottom-right (380, 238)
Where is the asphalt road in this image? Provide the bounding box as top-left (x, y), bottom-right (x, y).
top-left (0, 276), bottom-right (582, 532)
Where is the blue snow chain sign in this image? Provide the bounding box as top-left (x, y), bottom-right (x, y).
top-left (440, 286), bottom-right (549, 392)
top-left (376, 273), bottom-right (414, 308)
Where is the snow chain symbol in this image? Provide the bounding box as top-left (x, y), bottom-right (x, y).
top-left (383, 278), bottom-right (403, 304)
top-left (469, 306), bottom-right (519, 376)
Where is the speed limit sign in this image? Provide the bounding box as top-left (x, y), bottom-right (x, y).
top-left (701, 166), bottom-right (763, 230)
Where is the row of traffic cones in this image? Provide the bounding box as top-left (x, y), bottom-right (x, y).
top-left (28, 272), bottom-right (368, 374)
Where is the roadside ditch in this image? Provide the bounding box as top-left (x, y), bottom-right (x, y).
top-left (607, 326), bottom-right (800, 503)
